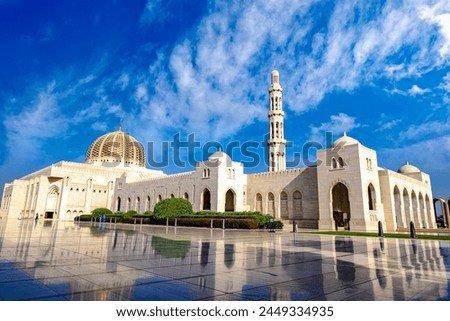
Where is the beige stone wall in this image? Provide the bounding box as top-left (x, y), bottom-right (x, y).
top-left (246, 167), bottom-right (319, 228)
top-left (317, 142), bottom-right (386, 232)
top-left (0, 161), bottom-right (163, 219)
top-left (113, 153), bottom-right (248, 214)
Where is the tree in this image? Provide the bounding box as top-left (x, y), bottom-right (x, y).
top-left (91, 208), bottom-right (113, 217)
top-left (154, 198), bottom-right (194, 219)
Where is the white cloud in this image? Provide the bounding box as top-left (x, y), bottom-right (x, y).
top-left (124, 0), bottom-right (450, 145)
top-left (309, 113), bottom-right (361, 143)
top-left (399, 119), bottom-right (450, 141)
top-left (376, 118), bottom-right (402, 131)
top-left (408, 84), bottom-right (431, 96)
top-left (378, 134), bottom-right (450, 195)
top-left (418, 1), bottom-right (450, 59)
top-left (0, 84), bottom-right (68, 175)
top-left (439, 72), bottom-right (450, 92)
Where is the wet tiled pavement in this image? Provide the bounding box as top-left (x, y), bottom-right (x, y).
top-left (0, 218), bottom-right (449, 301)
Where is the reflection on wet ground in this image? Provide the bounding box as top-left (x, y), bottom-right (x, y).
top-left (0, 219), bottom-right (449, 301)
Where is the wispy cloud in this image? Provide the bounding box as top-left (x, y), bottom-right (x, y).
top-left (0, 84), bottom-right (68, 176)
top-left (399, 118), bottom-right (450, 141)
top-left (309, 113), bottom-right (361, 143)
top-left (408, 84), bottom-right (431, 96)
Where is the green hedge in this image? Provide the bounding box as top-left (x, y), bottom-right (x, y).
top-left (79, 207), bottom-right (282, 229)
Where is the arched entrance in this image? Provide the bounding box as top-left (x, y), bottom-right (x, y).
top-left (332, 182), bottom-right (350, 230)
top-left (225, 189), bottom-right (235, 212)
top-left (45, 186), bottom-right (60, 219)
top-left (393, 186), bottom-right (403, 228)
top-left (117, 197), bottom-right (121, 212)
top-left (403, 189), bottom-right (411, 223)
top-left (202, 189), bottom-right (211, 211)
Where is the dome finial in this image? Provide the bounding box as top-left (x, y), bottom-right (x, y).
top-left (118, 119), bottom-right (123, 132)
top-left (343, 131), bottom-right (347, 137)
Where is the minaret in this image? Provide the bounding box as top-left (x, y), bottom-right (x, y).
top-left (267, 69), bottom-right (286, 172)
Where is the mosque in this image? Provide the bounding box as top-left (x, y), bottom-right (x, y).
top-left (0, 70), bottom-right (444, 232)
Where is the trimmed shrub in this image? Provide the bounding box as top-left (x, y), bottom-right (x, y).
top-left (125, 210), bottom-right (138, 217)
top-left (91, 208), bottom-right (113, 218)
top-left (78, 214), bottom-right (93, 221)
top-left (154, 198), bottom-right (194, 219)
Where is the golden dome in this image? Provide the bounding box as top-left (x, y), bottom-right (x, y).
top-left (86, 127), bottom-right (145, 167)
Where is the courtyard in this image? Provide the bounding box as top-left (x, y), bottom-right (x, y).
top-left (0, 218), bottom-right (449, 301)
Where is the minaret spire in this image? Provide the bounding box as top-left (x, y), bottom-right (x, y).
top-left (267, 69), bottom-right (286, 172)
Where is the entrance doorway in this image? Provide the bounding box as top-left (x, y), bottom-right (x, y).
top-left (332, 183), bottom-right (351, 230)
top-left (225, 189), bottom-right (235, 212)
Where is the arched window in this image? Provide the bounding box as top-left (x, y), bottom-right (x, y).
top-left (338, 157), bottom-right (344, 168)
top-left (332, 158), bottom-right (337, 169)
top-left (146, 196), bottom-right (151, 211)
top-left (170, 194), bottom-right (175, 198)
top-left (183, 192), bottom-right (189, 201)
top-left (136, 197), bottom-right (141, 212)
top-left (157, 195), bottom-right (162, 203)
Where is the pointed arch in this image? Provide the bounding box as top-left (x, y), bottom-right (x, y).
top-left (45, 185), bottom-right (60, 219)
top-left (255, 193), bottom-right (263, 212)
top-left (280, 191), bottom-right (289, 219)
top-left (411, 191), bottom-right (418, 225)
top-left (332, 158), bottom-right (337, 169)
top-left (116, 197), bottom-right (121, 212)
top-left (225, 189), bottom-right (235, 212)
top-left (403, 189), bottom-right (411, 224)
top-left (332, 182), bottom-right (350, 230)
top-left (136, 196), bottom-right (141, 212)
top-left (146, 196), bottom-right (151, 211)
top-left (202, 188), bottom-right (211, 211)
top-left (293, 190), bottom-right (303, 220)
top-left (393, 186), bottom-right (403, 228)
top-left (267, 192), bottom-right (275, 217)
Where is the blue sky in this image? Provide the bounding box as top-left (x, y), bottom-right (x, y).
top-left (0, 0), bottom-right (449, 198)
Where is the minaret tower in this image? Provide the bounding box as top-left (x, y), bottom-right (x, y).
top-left (267, 69), bottom-right (286, 172)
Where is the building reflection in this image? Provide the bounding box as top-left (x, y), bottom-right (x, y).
top-left (0, 219), bottom-right (449, 300)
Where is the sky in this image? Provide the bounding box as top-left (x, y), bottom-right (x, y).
top-left (0, 0), bottom-right (449, 198)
